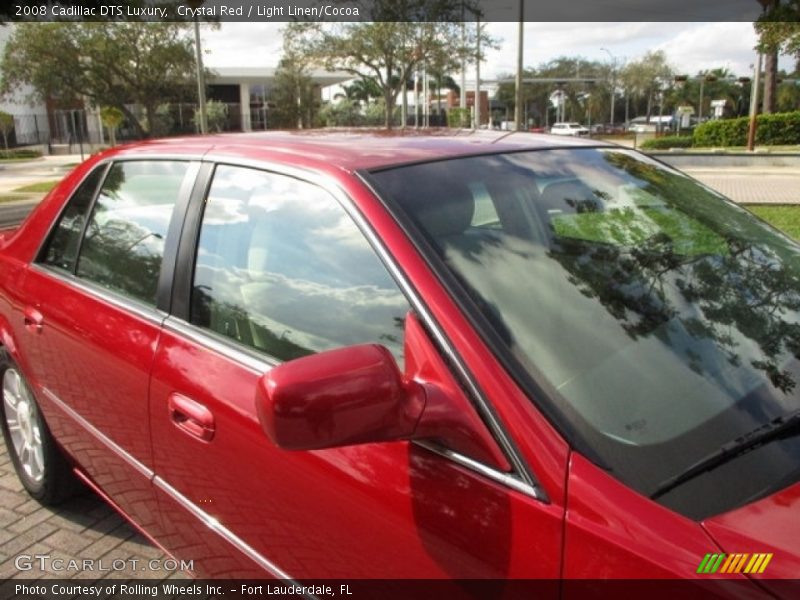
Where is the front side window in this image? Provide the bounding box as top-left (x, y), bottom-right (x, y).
top-left (371, 148), bottom-right (800, 519)
top-left (76, 161), bottom-right (190, 306)
top-left (191, 165), bottom-right (409, 364)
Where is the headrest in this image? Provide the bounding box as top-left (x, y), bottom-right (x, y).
top-left (539, 180), bottom-right (599, 213)
top-left (406, 180), bottom-right (475, 239)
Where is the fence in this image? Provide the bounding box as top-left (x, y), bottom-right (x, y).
top-left (4, 101), bottom-right (452, 154)
top-left (3, 103), bottom-right (247, 153)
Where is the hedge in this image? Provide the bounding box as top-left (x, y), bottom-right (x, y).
top-left (639, 135), bottom-right (694, 150)
top-left (0, 148), bottom-right (42, 159)
top-left (693, 111), bottom-right (800, 147)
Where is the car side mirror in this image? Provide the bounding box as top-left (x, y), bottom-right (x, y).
top-left (255, 313), bottom-right (509, 470)
top-left (255, 343), bottom-right (425, 450)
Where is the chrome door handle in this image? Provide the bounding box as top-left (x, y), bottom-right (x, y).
top-left (168, 393), bottom-right (215, 442)
top-left (23, 306), bottom-right (43, 334)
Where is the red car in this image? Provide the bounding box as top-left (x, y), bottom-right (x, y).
top-left (1, 131), bottom-right (799, 591)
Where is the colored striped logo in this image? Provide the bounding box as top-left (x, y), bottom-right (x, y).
top-left (697, 553), bottom-right (773, 574)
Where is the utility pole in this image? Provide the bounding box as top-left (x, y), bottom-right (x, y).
top-left (460, 11), bottom-right (466, 122)
top-left (474, 17), bottom-right (481, 129)
top-left (191, 13), bottom-right (208, 134)
top-left (514, 1), bottom-right (524, 131)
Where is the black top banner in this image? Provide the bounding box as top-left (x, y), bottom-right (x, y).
top-left (2, 0), bottom-right (776, 23)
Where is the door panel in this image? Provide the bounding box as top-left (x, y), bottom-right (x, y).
top-left (18, 159), bottom-right (197, 535)
top-left (148, 324), bottom-right (564, 579)
top-left (21, 270), bottom-right (163, 533)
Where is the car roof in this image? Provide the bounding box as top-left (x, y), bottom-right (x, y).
top-left (110, 129), bottom-right (611, 172)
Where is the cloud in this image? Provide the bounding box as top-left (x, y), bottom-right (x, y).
top-left (655, 23), bottom-right (759, 75)
top-left (201, 21), bottom-right (790, 82)
top-left (203, 23), bottom-right (286, 68)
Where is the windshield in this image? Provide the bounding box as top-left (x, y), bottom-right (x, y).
top-left (370, 148), bottom-right (800, 519)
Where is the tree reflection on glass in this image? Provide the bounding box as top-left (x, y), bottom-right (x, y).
top-left (548, 151), bottom-right (800, 394)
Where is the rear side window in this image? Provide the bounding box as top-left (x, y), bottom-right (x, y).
top-left (75, 161), bottom-right (190, 306)
top-left (190, 165), bottom-right (409, 363)
top-left (41, 166), bottom-right (105, 271)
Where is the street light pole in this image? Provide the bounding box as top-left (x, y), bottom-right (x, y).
top-left (474, 17), bottom-right (481, 129)
top-left (600, 48), bottom-right (616, 127)
top-left (514, 1), bottom-right (524, 131)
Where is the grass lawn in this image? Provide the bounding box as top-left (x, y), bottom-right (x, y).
top-left (0, 194), bottom-right (34, 204)
top-left (744, 204), bottom-right (800, 240)
top-left (12, 180), bottom-right (59, 193)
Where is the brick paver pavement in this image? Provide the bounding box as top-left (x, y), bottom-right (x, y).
top-left (0, 441), bottom-right (188, 580)
top-left (684, 167), bottom-right (800, 204)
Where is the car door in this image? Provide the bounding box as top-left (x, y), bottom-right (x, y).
top-left (20, 158), bottom-right (198, 533)
top-left (147, 162), bottom-right (565, 580)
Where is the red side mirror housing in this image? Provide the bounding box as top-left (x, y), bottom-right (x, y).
top-left (255, 313), bottom-right (510, 471)
top-left (256, 344), bottom-right (425, 451)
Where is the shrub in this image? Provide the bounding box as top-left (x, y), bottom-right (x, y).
top-left (0, 148), bottom-right (42, 159)
top-left (640, 135), bottom-right (694, 150)
top-left (448, 107), bottom-right (470, 128)
top-left (693, 111), bottom-right (800, 147)
top-left (319, 100), bottom-right (364, 127)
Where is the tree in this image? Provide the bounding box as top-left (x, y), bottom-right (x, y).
top-left (268, 35), bottom-right (320, 129)
top-left (1, 22), bottom-right (198, 138)
top-left (342, 78), bottom-right (384, 106)
top-left (195, 100), bottom-right (228, 132)
top-left (100, 107), bottom-right (124, 146)
top-left (620, 51), bottom-right (674, 120)
top-left (755, 1), bottom-right (800, 113)
top-left (0, 111), bottom-right (13, 152)
top-left (286, 2), bottom-right (490, 129)
top-left (494, 57), bottom-right (608, 128)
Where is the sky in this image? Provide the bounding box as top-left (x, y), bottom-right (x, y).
top-left (201, 21), bottom-right (794, 83)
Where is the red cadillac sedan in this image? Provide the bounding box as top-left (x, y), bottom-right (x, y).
top-left (1, 131), bottom-right (799, 589)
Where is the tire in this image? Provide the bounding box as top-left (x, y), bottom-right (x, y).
top-left (0, 350), bottom-right (81, 505)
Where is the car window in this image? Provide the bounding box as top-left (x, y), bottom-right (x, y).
top-left (371, 148), bottom-right (800, 519)
top-left (75, 161), bottom-right (190, 306)
top-left (40, 165), bottom-right (106, 271)
top-left (190, 165), bottom-right (410, 364)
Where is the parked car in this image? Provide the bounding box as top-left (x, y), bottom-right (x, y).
top-left (592, 123), bottom-right (626, 135)
top-left (2, 132), bottom-right (800, 587)
top-left (549, 122), bottom-right (590, 136)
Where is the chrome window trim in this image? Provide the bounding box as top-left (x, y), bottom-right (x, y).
top-left (40, 387), bottom-right (154, 480)
top-left (183, 155), bottom-right (545, 502)
top-left (29, 263), bottom-right (166, 327)
top-left (163, 316), bottom-right (273, 376)
top-left (415, 442), bottom-right (541, 497)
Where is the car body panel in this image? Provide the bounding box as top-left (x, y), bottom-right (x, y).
top-left (564, 453), bottom-right (729, 578)
top-left (148, 320), bottom-right (564, 579)
top-left (703, 482), bottom-right (800, 582)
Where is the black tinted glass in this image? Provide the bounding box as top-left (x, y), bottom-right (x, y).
top-left (191, 165), bottom-right (409, 363)
top-left (41, 166), bottom-right (105, 271)
top-left (76, 161), bottom-right (189, 306)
